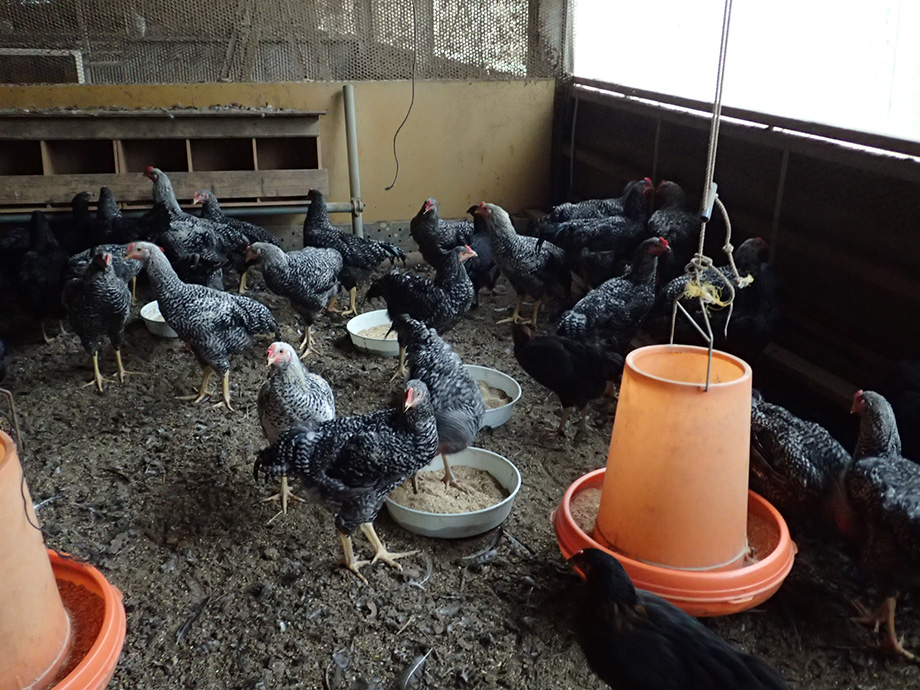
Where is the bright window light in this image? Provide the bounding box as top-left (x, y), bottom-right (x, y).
top-left (574, 0), bottom-right (920, 143)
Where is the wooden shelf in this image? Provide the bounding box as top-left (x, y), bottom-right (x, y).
top-left (0, 108), bottom-right (328, 213)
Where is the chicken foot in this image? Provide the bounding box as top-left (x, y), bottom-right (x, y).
top-left (211, 371), bottom-right (235, 411)
top-left (338, 531), bottom-right (370, 584)
top-left (389, 346), bottom-right (408, 382)
top-left (114, 349), bottom-right (142, 383)
top-left (299, 325), bottom-right (320, 358)
top-left (529, 299), bottom-right (543, 328)
top-left (176, 365), bottom-right (213, 404)
top-left (263, 474), bottom-right (305, 519)
top-left (557, 406), bottom-right (572, 435)
top-left (360, 522), bottom-right (418, 569)
top-left (81, 352), bottom-right (114, 393)
top-left (238, 270), bottom-right (250, 294)
top-left (326, 295), bottom-right (339, 313)
top-left (440, 453), bottom-right (470, 492)
top-left (852, 596), bottom-right (916, 661)
top-left (341, 287), bottom-right (359, 317)
top-left (497, 296), bottom-right (524, 325)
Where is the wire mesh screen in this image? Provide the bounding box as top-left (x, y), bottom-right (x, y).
top-left (0, 0), bottom-right (571, 85)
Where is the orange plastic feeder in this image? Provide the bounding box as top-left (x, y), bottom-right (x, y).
top-left (553, 345), bottom-right (795, 616)
top-left (0, 430), bottom-right (126, 690)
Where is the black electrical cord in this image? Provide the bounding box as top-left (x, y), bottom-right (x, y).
top-left (385, 0), bottom-right (418, 191)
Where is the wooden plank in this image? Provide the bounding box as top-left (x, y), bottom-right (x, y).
top-left (761, 343), bottom-right (857, 408)
top-left (0, 169), bottom-right (329, 206)
top-left (0, 115), bottom-right (321, 140)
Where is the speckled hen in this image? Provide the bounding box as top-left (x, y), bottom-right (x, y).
top-left (845, 390), bottom-right (920, 660)
top-left (254, 379), bottom-right (438, 583)
top-left (648, 180), bottom-right (701, 283)
top-left (258, 341), bottom-right (335, 514)
top-left (62, 250), bottom-right (132, 392)
top-left (474, 202), bottom-right (570, 326)
top-left (125, 241), bottom-right (279, 410)
top-left (66, 242), bottom-right (144, 305)
top-left (367, 245), bottom-right (477, 379)
top-left (245, 242), bottom-right (342, 356)
top-left (302, 188), bottom-right (406, 316)
top-left (748, 390), bottom-right (852, 528)
top-left (558, 236), bottom-right (669, 350)
top-left (390, 314), bottom-right (484, 489)
top-left (194, 190), bottom-right (280, 293)
top-left (539, 178), bottom-right (654, 224)
top-left (569, 549), bottom-right (790, 689)
top-left (409, 197), bottom-right (473, 268)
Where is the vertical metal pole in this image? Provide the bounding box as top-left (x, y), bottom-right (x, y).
top-left (769, 146), bottom-right (790, 267)
top-left (343, 84), bottom-right (364, 238)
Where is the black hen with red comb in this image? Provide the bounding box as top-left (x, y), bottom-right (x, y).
top-left (648, 180), bottom-right (702, 283)
top-left (568, 548), bottom-right (790, 689)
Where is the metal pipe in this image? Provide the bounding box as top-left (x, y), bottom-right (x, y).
top-left (342, 84), bottom-right (364, 238)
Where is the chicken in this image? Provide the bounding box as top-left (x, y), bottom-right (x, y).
top-left (66, 243), bottom-right (144, 305)
top-left (645, 237), bottom-right (776, 362)
top-left (367, 245), bottom-right (477, 379)
top-left (558, 237), bottom-right (670, 350)
top-left (648, 180), bottom-right (702, 283)
top-left (390, 314), bottom-right (484, 489)
top-left (302, 188), bottom-right (406, 316)
top-left (254, 379), bottom-right (438, 583)
top-left (17, 211), bottom-right (70, 343)
top-left (748, 390), bottom-right (852, 529)
top-left (125, 242), bottom-right (279, 411)
top-left (474, 202), bottom-right (570, 326)
top-left (94, 185), bottom-right (150, 246)
top-left (62, 250), bottom-right (133, 392)
top-left (845, 390), bottom-right (920, 660)
top-left (194, 190), bottom-right (281, 293)
top-left (144, 168), bottom-right (232, 288)
top-left (258, 341), bottom-right (336, 514)
top-left (463, 204), bottom-right (501, 308)
top-left (409, 198), bottom-right (473, 268)
top-left (56, 191), bottom-right (94, 255)
top-left (245, 242), bottom-right (342, 357)
top-left (879, 359), bottom-right (920, 461)
top-left (512, 323), bottom-right (623, 437)
top-left (568, 549), bottom-right (790, 689)
top-left (539, 177), bottom-right (654, 225)
top-left (0, 337), bottom-right (22, 451)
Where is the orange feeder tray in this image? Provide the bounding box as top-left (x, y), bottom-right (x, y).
top-left (553, 345), bottom-right (796, 617)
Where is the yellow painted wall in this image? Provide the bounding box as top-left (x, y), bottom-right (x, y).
top-left (0, 80), bottom-right (555, 222)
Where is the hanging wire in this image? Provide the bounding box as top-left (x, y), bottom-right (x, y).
top-left (384, 0), bottom-right (418, 191)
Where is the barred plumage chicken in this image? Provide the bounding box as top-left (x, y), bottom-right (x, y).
top-left (246, 242), bottom-right (342, 356)
top-left (126, 241), bottom-right (279, 410)
top-left (254, 379), bottom-right (438, 583)
top-left (409, 198), bottom-right (474, 268)
top-left (258, 341), bottom-right (335, 514)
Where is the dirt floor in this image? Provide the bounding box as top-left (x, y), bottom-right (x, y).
top-left (3, 264), bottom-right (920, 690)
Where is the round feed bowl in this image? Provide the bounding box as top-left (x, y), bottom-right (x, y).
top-left (346, 309), bottom-right (400, 357)
top-left (385, 447), bottom-right (521, 539)
top-left (463, 364), bottom-right (522, 429)
top-left (140, 301), bottom-right (178, 338)
top-left (49, 551), bottom-right (126, 690)
top-left (552, 468), bottom-right (796, 617)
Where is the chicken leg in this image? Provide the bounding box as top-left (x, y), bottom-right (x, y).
top-left (440, 453), bottom-right (469, 492)
top-left (80, 352), bottom-right (111, 393)
top-left (326, 295), bottom-right (339, 313)
top-left (114, 349), bottom-right (141, 383)
top-left (130, 276), bottom-right (137, 306)
top-left (852, 596), bottom-right (916, 661)
top-left (497, 296), bottom-right (523, 325)
top-left (40, 320), bottom-right (54, 344)
top-left (341, 287), bottom-right (359, 317)
top-left (263, 474), bottom-right (306, 517)
top-left (212, 371), bottom-right (235, 411)
top-left (238, 270), bottom-right (250, 294)
top-left (360, 522), bottom-right (417, 569)
top-left (177, 365), bottom-right (213, 404)
top-left (529, 299), bottom-right (543, 327)
top-left (390, 346), bottom-right (408, 382)
top-left (299, 325), bottom-right (319, 358)
top-left (338, 531), bottom-right (370, 584)
top-left (558, 406), bottom-right (572, 435)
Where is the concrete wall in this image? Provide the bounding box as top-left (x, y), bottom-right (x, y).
top-left (0, 80), bottom-right (555, 222)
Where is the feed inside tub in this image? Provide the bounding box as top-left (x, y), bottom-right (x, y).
top-left (478, 380), bottom-right (512, 409)
top-left (358, 324), bottom-right (397, 339)
top-left (390, 465), bottom-right (508, 513)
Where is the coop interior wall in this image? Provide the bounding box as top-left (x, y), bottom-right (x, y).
top-left (0, 79), bottom-right (555, 223)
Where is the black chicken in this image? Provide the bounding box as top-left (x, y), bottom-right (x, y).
top-left (568, 549), bottom-right (790, 689)
top-left (512, 323), bottom-right (623, 437)
top-left (390, 314), bottom-right (484, 489)
top-left (17, 211), bottom-right (70, 343)
top-left (409, 198), bottom-right (473, 268)
top-left (539, 177), bottom-right (654, 224)
top-left (302, 188), bottom-right (406, 316)
top-left (475, 202), bottom-right (570, 327)
top-left (245, 242), bottom-right (342, 356)
top-left (144, 168), bottom-right (233, 289)
top-left (748, 390), bottom-right (852, 529)
top-left (125, 242), bottom-right (279, 411)
top-left (845, 390), bottom-right (920, 660)
top-left (94, 185), bottom-right (151, 246)
top-left (367, 245), bottom-right (477, 379)
top-left (254, 379), bottom-right (439, 583)
top-left (62, 250), bottom-right (133, 392)
top-left (558, 237), bottom-right (670, 350)
top-left (194, 190), bottom-right (280, 293)
top-left (56, 191), bottom-right (94, 255)
top-left (463, 203), bottom-right (501, 307)
top-left (648, 180), bottom-right (701, 283)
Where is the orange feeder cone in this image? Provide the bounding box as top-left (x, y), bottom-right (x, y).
top-left (596, 344), bottom-right (752, 570)
top-left (0, 431), bottom-right (71, 690)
